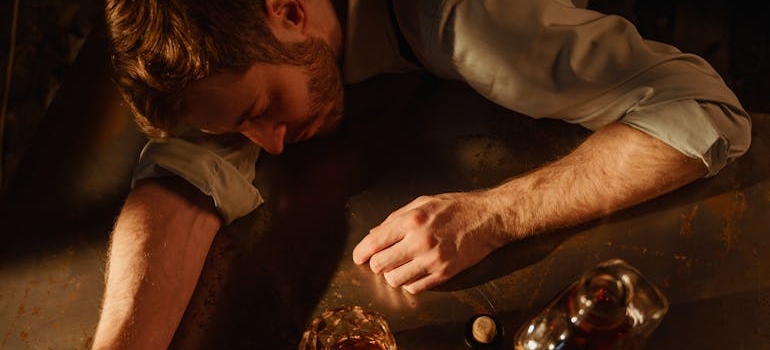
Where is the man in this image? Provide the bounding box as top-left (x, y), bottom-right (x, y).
top-left (92, 0), bottom-right (751, 348)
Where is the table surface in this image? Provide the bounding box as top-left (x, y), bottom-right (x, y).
top-left (1, 27), bottom-right (768, 350)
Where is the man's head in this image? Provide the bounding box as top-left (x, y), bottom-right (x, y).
top-left (106, 0), bottom-right (344, 153)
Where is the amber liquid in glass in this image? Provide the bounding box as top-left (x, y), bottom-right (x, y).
top-left (333, 337), bottom-right (388, 350)
top-left (562, 285), bottom-right (632, 350)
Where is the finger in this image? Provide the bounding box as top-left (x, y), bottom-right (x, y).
top-left (368, 241), bottom-right (412, 274)
top-left (402, 273), bottom-right (448, 295)
top-left (382, 259), bottom-right (428, 289)
top-left (352, 224), bottom-right (405, 265)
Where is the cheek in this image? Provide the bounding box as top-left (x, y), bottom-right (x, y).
top-left (274, 89), bottom-right (315, 122)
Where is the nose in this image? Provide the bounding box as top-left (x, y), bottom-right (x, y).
top-left (239, 120), bottom-right (287, 155)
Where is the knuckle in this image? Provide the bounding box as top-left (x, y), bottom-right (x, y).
top-left (406, 209), bottom-right (430, 226)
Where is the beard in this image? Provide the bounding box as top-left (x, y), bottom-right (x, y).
top-left (286, 37), bottom-right (345, 142)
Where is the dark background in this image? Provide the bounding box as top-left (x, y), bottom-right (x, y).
top-left (0, 0), bottom-right (768, 191)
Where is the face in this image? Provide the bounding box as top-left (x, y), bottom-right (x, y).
top-left (181, 40), bottom-right (344, 155)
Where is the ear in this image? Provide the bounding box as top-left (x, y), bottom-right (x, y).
top-left (264, 0), bottom-right (308, 43)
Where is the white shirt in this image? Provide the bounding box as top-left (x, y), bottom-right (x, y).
top-left (132, 0), bottom-right (752, 223)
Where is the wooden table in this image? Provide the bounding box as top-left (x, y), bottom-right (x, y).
top-left (1, 27), bottom-right (768, 350)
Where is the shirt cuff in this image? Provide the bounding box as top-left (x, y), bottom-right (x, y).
top-left (132, 135), bottom-right (264, 224)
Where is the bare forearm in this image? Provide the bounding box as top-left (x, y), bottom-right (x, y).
top-left (92, 178), bottom-right (221, 350)
top-left (492, 122), bottom-right (707, 239)
top-left (353, 123), bottom-right (706, 293)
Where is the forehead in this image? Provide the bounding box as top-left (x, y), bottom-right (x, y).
top-left (180, 63), bottom-right (313, 129)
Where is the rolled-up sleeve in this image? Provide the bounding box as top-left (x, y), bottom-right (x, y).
top-left (393, 0), bottom-right (752, 176)
top-left (132, 132), bottom-right (264, 224)
top-left (621, 100), bottom-right (750, 176)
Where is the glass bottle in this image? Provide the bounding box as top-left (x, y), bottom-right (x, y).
top-left (514, 259), bottom-right (669, 350)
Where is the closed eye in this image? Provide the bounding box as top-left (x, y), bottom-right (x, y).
top-left (235, 97), bottom-right (270, 130)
